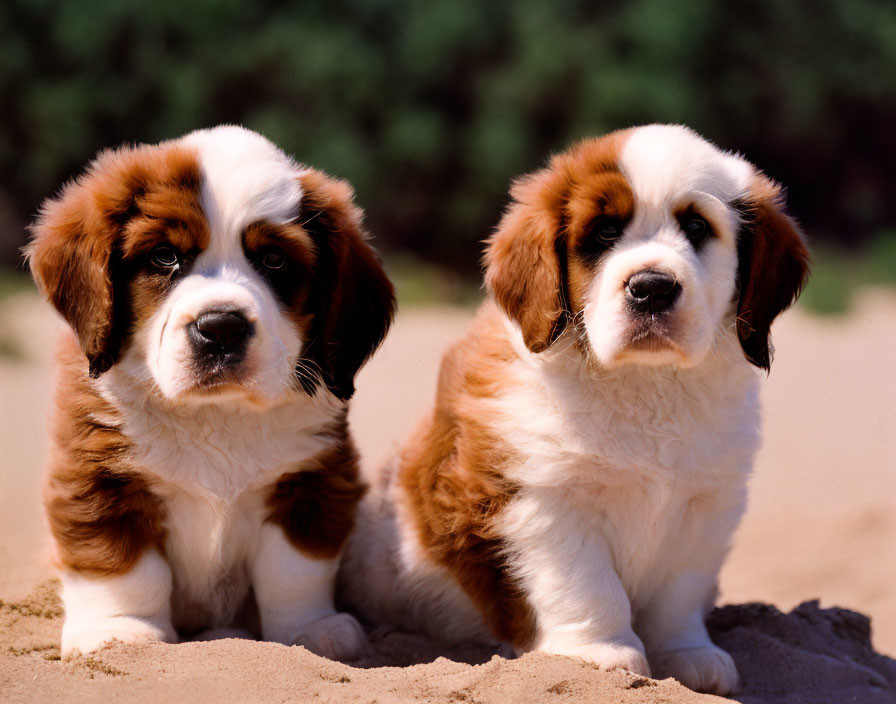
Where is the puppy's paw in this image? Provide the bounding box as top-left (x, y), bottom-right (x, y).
top-left (291, 612), bottom-right (367, 661)
top-left (651, 645), bottom-right (739, 695)
top-left (551, 641), bottom-right (651, 677)
top-left (62, 616), bottom-right (176, 657)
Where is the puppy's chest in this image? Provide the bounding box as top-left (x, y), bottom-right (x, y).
top-left (502, 363), bottom-right (760, 487)
top-left (108, 395), bottom-right (336, 499)
top-left (161, 485), bottom-right (263, 631)
top-left (99, 385), bottom-right (342, 629)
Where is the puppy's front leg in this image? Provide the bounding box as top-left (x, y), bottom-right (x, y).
top-left (638, 567), bottom-right (738, 695)
top-left (508, 493), bottom-right (650, 676)
top-left (251, 523), bottom-right (366, 660)
top-left (60, 549), bottom-right (177, 657)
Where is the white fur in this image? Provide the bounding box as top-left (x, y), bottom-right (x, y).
top-left (182, 126), bottom-right (305, 244)
top-left (59, 126), bottom-right (361, 657)
top-left (494, 327), bottom-right (754, 693)
top-left (252, 523), bottom-right (365, 659)
top-left (60, 550), bottom-right (176, 656)
top-left (343, 125), bottom-right (765, 695)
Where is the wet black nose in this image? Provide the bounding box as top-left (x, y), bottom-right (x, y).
top-left (188, 310), bottom-right (253, 355)
top-left (625, 270), bottom-right (682, 314)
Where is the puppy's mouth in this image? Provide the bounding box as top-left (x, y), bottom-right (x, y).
top-left (189, 360), bottom-right (249, 389)
top-left (627, 314), bottom-right (676, 349)
top-left (174, 357), bottom-right (283, 409)
top-left (616, 313), bottom-right (688, 363)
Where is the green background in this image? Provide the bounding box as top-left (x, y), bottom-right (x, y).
top-left (2, 0), bottom-right (895, 311)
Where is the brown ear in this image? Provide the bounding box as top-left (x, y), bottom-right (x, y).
top-left (26, 168), bottom-right (121, 378)
top-left (298, 169), bottom-right (396, 400)
top-left (484, 169), bottom-right (568, 353)
top-left (736, 174), bottom-right (810, 371)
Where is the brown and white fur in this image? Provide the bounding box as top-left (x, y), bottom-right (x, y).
top-left (27, 126), bottom-right (395, 658)
top-left (339, 125), bottom-right (809, 695)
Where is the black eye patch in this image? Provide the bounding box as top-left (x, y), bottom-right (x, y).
top-left (247, 245), bottom-right (300, 306)
top-left (579, 216), bottom-right (630, 262)
top-left (677, 212), bottom-right (713, 249)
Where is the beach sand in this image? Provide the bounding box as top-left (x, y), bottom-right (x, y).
top-left (1, 291), bottom-right (894, 703)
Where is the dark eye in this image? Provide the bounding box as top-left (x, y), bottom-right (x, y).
top-left (594, 219), bottom-right (624, 243)
top-left (151, 245), bottom-right (180, 269)
top-left (680, 214), bottom-right (710, 244)
top-left (260, 247), bottom-right (286, 270)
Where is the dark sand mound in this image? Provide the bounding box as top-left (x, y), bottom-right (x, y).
top-left (2, 582), bottom-right (894, 703)
top-left (709, 601), bottom-right (896, 703)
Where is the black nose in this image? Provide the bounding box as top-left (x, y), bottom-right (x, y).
top-left (625, 270), bottom-right (682, 314)
top-left (188, 310), bottom-right (253, 355)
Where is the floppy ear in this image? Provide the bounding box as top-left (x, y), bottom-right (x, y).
top-left (735, 174), bottom-right (810, 371)
top-left (298, 169), bottom-right (396, 400)
top-left (484, 169), bottom-right (568, 353)
top-left (26, 167), bottom-right (123, 378)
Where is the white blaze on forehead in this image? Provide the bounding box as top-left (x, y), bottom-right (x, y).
top-left (619, 125), bottom-right (753, 208)
top-left (180, 126), bottom-right (305, 246)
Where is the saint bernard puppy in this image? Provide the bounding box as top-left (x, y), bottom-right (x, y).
top-left (339, 125), bottom-right (809, 694)
top-left (27, 126), bottom-right (395, 658)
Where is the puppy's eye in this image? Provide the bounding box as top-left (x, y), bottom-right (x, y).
top-left (680, 214), bottom-right (710, 244)
top-left (594, 219), bottom-right (624, 243)
top-left (260, 248), bottom-right (286, 270)
top-left (151, 245), bottom-right (180, 269)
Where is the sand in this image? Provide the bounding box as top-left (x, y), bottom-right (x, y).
top-left (1, 290), bottom-right (895, 703)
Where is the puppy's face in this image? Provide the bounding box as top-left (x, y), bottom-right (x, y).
top-left (28, 126), bottom-right (394, 405)
top-left (486, 125), bottom-right (809, 370)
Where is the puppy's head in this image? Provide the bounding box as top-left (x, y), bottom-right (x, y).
top-left (27, 126), bottom-right (394, 404)
top-left (485, 124), bottom-right (809, 370)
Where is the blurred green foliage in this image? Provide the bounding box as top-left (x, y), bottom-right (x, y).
top-left (801, 232), bottom-right (896, 314)
top-left (0, 269), bottom-right (31, 358)
top-left (1, 0), bottom-right (895, 275)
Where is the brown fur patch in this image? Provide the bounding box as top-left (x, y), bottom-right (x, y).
top-left (485, 130), bottom-right (632, 352)
top-left (294, 169), bottom-right (396, 400)
top-left (242, 219), bottom-right (317, 342)
top-left (265, 426), bottom-right (366, 559)
top-left (399, 303), bottom-right (537, 648)
top-left (43, 334), bottom-right (166, 576)
top-left (565, 170), bottom-right (635, 316)
top-left (736, 174), bottom-right (811, 370)
top-left (242, 220), bottom-right (316, 276)
top-left (27, 143), bottom-right (207, 377)
top-left (30, 142), bottom-right (209, 576)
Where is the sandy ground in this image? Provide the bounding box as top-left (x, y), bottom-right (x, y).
top-left (1, 290), bottom-right (894, 702)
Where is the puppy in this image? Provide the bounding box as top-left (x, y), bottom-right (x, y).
top-left (27, 126), bottom-right (395, 658)
top-left (339, 124), bottom-right (809, 694)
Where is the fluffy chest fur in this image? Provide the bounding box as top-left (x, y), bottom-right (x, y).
top-left (100, 369), bottom-right (343, 499)
top-left (97, 371), bottom-right (345, 630)
top-left (495, 325), bottom-right (760, 608)
top-left (498, 322), bottom-right (761, 488)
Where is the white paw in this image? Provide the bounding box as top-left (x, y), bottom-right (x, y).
top-left (291, 612), bottom-right (367, 661)
top-left (547, 640), bottom-right (651, 677)
top-left (651, 645), bottom-right (739, 695)
top-left (62, 616), bottom-right (176, 657)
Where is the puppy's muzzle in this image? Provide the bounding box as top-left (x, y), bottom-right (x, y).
top-left (625, 270), bottom-right (681, 314)
top-left (187, 309), bottom-right (255, 367)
